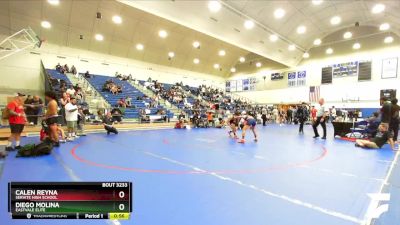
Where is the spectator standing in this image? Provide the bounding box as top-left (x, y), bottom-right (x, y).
top-left (331, 106), bottom-right (337, 122)
top-left (272, 107), bottom-right (279, 123)
top-left (59, 92), bottom-right (70, 125)
top-left (65, 97), bottom-right (79, 140)
top-left (261, 107), bottom-right (267, 126)
top-left (380, 97), bottom-right (392, 125)
top-left (24, 95), bottom-right (43, 125)
top-left (5, 93), bottom-right (26, 151)
top-left (310, 106), bottom-right (317, 122)
top-left (390, 98), bottom-right (400, 141)
top-left (77, 107), bottom-right (86, 136)
top-left (71, 65), bottom-right (77, 76)
top-left (296, 102), bottom-right (308, 134)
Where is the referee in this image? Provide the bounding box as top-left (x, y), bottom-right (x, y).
top-left (312, 98), bottom-right (328, 139)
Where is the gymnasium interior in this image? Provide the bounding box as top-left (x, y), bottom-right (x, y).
top-left (0, 0), bottom-right (400, 225)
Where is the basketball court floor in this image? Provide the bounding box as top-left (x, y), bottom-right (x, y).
top-left (0, 124), bottom-right (399, 225)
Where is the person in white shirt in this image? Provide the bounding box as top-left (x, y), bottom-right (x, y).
top-left (65, 98), bottom-right (79, 141)
top-left (272, 108), bottom-right (279, 123)
top-left (261, 107), bottom-right (267, 126)
top-left (330, 106), bottom-right (337, 122)
top-left (66, 86), bottom-right (76, 96)
top-left (145, 108), bottom-right (151, 115)
top-left (312, 98), bottom-right (328, 139)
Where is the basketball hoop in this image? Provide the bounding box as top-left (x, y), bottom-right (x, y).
top-left (0, 27), bottom-right (42, 60)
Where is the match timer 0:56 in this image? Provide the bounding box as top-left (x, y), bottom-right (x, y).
top-left (109, 213), bottom-right (130, 220)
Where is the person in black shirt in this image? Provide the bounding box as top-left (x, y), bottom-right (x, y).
top-left (111, 108), bottom-right (123, 123)
top-left (296, 102), bottom-right (308, 134)
top-left (355, 123), bottom-right (396, 150)
top-left (287, 107), bottom-right (293, 124)
top-left (102, 112), bottom-right (118, 135)
top-left (380, 97), bottom-right (392, 124)
top-left (84, 71), bottom-right (90, 78)
top-left (389, 98), bottom-right (400, 141)
top-left (24, 95), bottom-right (43, 125)
top-left (178, 111), bottom-right (186, 121)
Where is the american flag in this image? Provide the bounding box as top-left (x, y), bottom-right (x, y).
top-left (309, 86), bottom-right (320, 103)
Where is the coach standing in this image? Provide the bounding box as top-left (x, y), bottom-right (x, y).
top-left (6, 93), bottom-right (26, 151)
top-left (312, 98), bottom-right (328, 139)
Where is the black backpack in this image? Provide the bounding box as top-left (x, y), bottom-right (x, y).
top-left (16, 139), bottom-right (53, 157)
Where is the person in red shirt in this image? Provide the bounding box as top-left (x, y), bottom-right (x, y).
top-left (6, 93), bottom-right (26, 151)
top-left (310, 106), bottom-right (317, 121)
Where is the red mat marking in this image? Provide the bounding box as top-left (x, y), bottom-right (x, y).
top-left (70, 144), bottom-right (328, 175)
top-left (339, 137), bottom-right (368, 142)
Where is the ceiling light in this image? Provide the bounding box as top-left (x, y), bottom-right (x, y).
top-left (136, 43), bottom-right (144, 50)
top-left (208, 1), bottom-right (222, 12)
top-left (274, 8), bottom-right (286, 19)
top-left (330, 16), bottom-right (341, 25)
top-left (192, 41), bottom-right (200, 48)
top-left (168, 52), bottom-right (175, 58)
top-left (303, 52), bottom-right (310, 58)
top-left (244, 20), bottom-right (255, 29)
top-left (384, 36), bottom-right (394, 44)
top-left (112, 15), bottom-right (122, 24)
top-left (343, 31), bottom-right (352, 39)
top-left (213, 63), bottom-right (220, 69)
top-left (288, 44), bottom-right (296, 51)
top-left (193, 58), bottom-right (200, 64)
top-left (312, 0), bottom-right (323, 5)
top-left (297, 25), bottom-right (306, 34)
top-left (379, 23), bottom-right (390, 31)
top-left (239, 57), bottom-right (245, 63)
top-left (41, 21), bottom-right (51, 29)
top-left (256, 62), bottom-right (262, 68)
top-left (47, 0), bottom-right (59, 5)
top-left (230, 68), bottom-right (236, 73)
top-left (94, 34), bottom-right (103, 41)
top-left (352, 43), bottom-right (361, 50)
top-left (269, 34), bottom-right (278, 42)
top-left (372, 3), bottom-right (385, 14)
top-left (326, 48), bottom-right (333, 54)
top-left (313, 38), bottom-right (322, 45)
top-left (159, 30), bottom-right (168, 38)
top-left (218, 50), bottom-right (226, 56)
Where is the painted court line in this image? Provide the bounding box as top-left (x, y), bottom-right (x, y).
top-left (142, 151), bottom-right (363, 224)
top-left (195, 138), bottom-right (217, 143)
top-left (253, 154), bottom-right (383, 183)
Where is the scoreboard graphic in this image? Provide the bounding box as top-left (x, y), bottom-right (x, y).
top-left (9, 182), bottom-right (132, 220)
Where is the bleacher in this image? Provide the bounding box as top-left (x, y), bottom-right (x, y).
top-left (86, 75), bottom-right (173, 119)
top-left (46, 69), bottom-right (73, 92)
top-left (139, 80), bottom-right (198, 110)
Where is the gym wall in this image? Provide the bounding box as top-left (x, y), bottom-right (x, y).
top-left (231, 45), bottom-right (400, 107)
